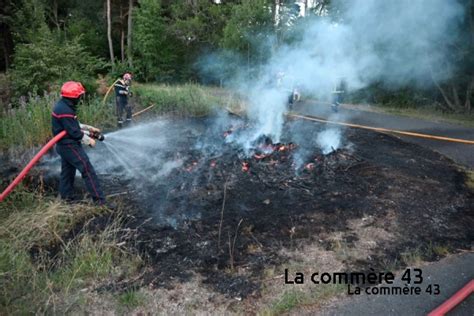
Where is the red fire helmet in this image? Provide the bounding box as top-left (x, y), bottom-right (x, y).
top-left (123, 73), bottom-right (132, 81)
top-left (60, 81), bottom-right (86, 99)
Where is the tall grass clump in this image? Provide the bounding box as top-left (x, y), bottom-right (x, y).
top-left (134, 83), bottom-right (218, 117)
top-left (0, 93), bottom-right (54, 150)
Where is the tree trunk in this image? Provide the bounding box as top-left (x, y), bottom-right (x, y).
top-left (107, 0), bottom-right (115, 66)
top-left (430, 66), bottom-right (457, 111)
top-left (465, 77), bottom-right (474, 113)
top-left (121, 28), bottom-right (125, 62)
top-left (433, 81), bottom-right (456, 111)
top-left (127, 0), bottom-right (133, 67)
top-left (2, 39), bottom-right (9, 70)
top-left (120, 2), bottom-right (125, 62)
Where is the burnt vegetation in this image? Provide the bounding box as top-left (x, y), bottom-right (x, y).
top-left (76, 116), bottom-right (472, 299)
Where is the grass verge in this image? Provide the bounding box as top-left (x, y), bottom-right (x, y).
top-left (0, 188), bottom-right (142, 314)
top-left (134, 83), bottom-right (242, 117)
top-left (134, 83), bottom-right (215, 117)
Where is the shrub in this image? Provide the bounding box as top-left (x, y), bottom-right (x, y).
top-left (9, 32), bottom-right (107, 98)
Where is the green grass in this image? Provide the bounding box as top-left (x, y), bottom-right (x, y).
top-left (134, 83), bottom-right (221, 117)
top-left (0, 93), bottom-right (115, 151)
top-left (0, 188), bottom-right (142, 314)
top-left (262, 284), bottom-right (346, 315)
top-left (0, 83), bottom-right (229, 151)
top-left (465, 169), bottom-right (474, 191)
top-left (118, 289), bottom-right (146, 308)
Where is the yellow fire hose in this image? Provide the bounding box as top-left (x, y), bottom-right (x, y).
top-left (102, 78), bottom-right (120, 105)
top-left (287, 113), bottom-right (474, 145)
top-left (132, 104), bottom-right (155, 118)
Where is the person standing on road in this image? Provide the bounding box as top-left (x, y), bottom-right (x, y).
top-left (52, 81), bottom-right (106, 204)
top-left (114, 73), bottom-right (133, 128)
top-left (331, 78), bottom-right (346, 113)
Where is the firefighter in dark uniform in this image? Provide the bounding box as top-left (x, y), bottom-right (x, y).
top-left (52, 81), bottom-right (105, 204)
top-left (114, 73), bottom-right (133, 127)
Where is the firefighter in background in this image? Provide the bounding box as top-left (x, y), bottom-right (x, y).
top-left (114, 73), bottom-right (133, 128)
top-left (52, 81), bottom-right (106, 204)
top-left (331, 78), bottom-right (346, 113)
top-left (275, 71), bottom-right (300, 110)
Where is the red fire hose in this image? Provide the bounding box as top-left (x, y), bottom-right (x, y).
top-left (0, 130), bottom-right (67, 202)
top-left (428, 280), bottom-right (474, 316)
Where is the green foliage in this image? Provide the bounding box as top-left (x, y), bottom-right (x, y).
top-left (108, 60), bottom-right (136, 81)
top-left (133, 0), bottom-right (176, 82)
top-left (11, 0), bottom-right (47, 44)
top-left (221, 0), bottom-right (273, 55)
top-left (67, 17), bottom-right (109, 58)
top-left (9, 32), bottom-right (107, 97)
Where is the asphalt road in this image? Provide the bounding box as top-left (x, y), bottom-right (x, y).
top-left (320, 253), bottom-right (474, 316)
top-left (295, 101), bottom-right (474, 168)
top-left (293, 101), bottom-right (474, 315)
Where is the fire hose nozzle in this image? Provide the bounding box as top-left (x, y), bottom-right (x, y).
top-left (89, 131), bottom-right (105, 141)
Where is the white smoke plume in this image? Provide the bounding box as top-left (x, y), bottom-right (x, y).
top-left (198, 0), bottom-right (464, 153)
top-left (316, 128), bottom-right (341, 154)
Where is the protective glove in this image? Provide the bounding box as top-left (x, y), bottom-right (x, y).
top-left (81, 134), bottom-right (96, 147)
top-left (80, 123), bottom-right (101, 133)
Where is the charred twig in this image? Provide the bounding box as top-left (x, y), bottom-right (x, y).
top-left (218, 179), bottom-right (228, 251)
top-left (106, 190), bottom-right (135, 198)
top-left (343, 162), bottom-right (367, 172)
top-left (228, 218), bottom-right (243, 272)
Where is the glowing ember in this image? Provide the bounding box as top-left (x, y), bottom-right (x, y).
top-left (242, 162), bottom-right (249, 172)
top-left (305, 163), bottom-right (315, 170)
top-left (210, 161), bottom-right (217, 168)
top-left (254, 154), bottom-right (267, 160)
top-left (185, 161), bottom-right (198, 172)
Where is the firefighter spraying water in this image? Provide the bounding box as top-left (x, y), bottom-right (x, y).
top-left (52, 81), bottom-right (106, 204)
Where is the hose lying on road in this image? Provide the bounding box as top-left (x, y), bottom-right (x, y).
top-left (287, 113), bottom-right (474, 145)
top-left (0, 130), bottom-right (67, 202)
top-left (428, 279), bottom-right (474, 316)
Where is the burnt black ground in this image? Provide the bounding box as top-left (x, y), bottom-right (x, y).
top-left (79, 115), bottom-right (472, 302)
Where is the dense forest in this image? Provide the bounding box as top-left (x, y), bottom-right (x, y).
top-left (0, 0), bottom-right (473, 113)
